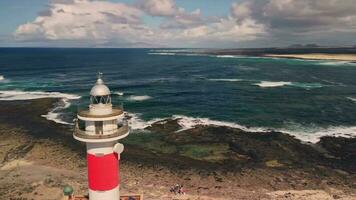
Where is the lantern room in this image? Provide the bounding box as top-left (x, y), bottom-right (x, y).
top-left (74, 73), bottom-right (129, 143)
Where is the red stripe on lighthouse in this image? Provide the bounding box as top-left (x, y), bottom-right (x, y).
top-left (87, 153), bottom-right (119, 191)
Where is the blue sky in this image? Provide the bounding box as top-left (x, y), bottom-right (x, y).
top-left (1, 0), bottom-right (356, 47)
top-left (0, 0), bottom-right (44, 35)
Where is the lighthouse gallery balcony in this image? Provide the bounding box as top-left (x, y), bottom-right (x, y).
top-left (77, 107), bottom-right (123, 118)
top-left (74, 122), bottom-right (129, 140)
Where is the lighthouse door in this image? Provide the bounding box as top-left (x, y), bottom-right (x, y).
top-left (94, 121), bottom-right (103, 135)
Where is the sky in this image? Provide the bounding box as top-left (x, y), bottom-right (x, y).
top-left (0, 0), bottom-right (356, 48)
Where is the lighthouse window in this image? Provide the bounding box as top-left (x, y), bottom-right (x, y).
top-left (94, 121), bottom-right (103, 135)
top-left (78, 119), bottom-right (86, 131)
top-left (90, 95), bottom-right (111, 104)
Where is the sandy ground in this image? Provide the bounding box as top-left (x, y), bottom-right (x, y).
top-left (264, 53), bottom-right (356, 61)
top-left (2, 156), bottom-right (356, 200)
top-left (0, 99), bottom-right (355, 200)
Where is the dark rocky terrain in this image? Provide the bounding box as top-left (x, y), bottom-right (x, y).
top-left (127, 118), bottom-right (356, 173)
top-left (0, 98), bottom-right (355, 199)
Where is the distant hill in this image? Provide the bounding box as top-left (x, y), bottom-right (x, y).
top-left (288, 44), bottom-right (321, 48)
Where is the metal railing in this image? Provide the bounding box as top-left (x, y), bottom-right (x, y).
top-left (77, 103), bottom-right (124, 112)
top-left (77, 106), bottom-right (124, 118)
top-left (73, 122), bottom-right (129, 139)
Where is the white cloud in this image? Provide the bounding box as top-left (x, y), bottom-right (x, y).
top-left (181, 17), bottom-right (266, 42)
top-left (138, 0), bottom-right (207, 29)
top-left (10, 0), bottom-right (356, 47)
top-left (15, 0), bottom-right (146, 42)
top-left (160, 9), bottom-right (206, 29)
top-left (12, 0), bottom-right (267, 47)
top-left (137, 0), bottom-right (178, 16)
top-left (231, 2), bottom-right (252, 21)
top-left (263, 0), bottom-right (356, 31)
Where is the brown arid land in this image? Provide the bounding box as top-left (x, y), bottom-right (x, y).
top-left (0, 98), bottom-right (355, 200)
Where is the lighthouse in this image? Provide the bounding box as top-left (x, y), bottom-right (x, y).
top-left (74, 73), bottom-right (129, 200)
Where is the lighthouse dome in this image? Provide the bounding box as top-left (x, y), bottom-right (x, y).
top-left (90, 77), bottom-right (110, 96)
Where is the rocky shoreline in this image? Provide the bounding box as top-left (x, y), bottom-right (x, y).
top-left (189, 48), bottom-right (356, 62)
top-left (263, 54), bottom-right (356, 62)
top-left (141, 118), bottom-right (356, 173)
top-left (0, 98), bottom-right (355, 199)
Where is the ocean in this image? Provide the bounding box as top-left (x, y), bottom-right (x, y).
top-left (1, 48), bottom-right (356, 143)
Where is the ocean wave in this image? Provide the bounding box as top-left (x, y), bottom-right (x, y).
top-left (0, 90), bottom-right (81, 101)
top-left (149, 52), bottom-right (240, 58)
top-left (254, 81), bottom-right (325, 89)
top-left (279, 122), bottom-right (356, 143)
top-left (208, 78), bottom-right (243, 82)
top-left (126, 113), bottom-right (162, 130)
top-left (289, 82), bottom-right (325, 89)
top-left (126, 114), bottom-right (259, 133)
top-left (149, 49), bottom-right (195, 53)
top-left (148, 52), bottom-right (206, 57)
top-left (254, 81), bottom-right (292, 88)
top-left (214, 55), bottom-right (245, 58)
top-left (0, 90), bottom-right (81, 125)
top-left (237, 66), bottom-right (260, 71)
top-left (318, 61), bottom-right (356, 66)
top-left (129, 114), bottom-right (356, 143)
top-left (125, 114), bottom-right (255, 132)
top-left (41, 98), bottom-right (74, 125)
top-left (0, 75), bottom-right (10, 83)
top-left (171, 115), bottom-right (264, 133)
top-left (347, 97), bottom-right (356, 103)
top-left (116, 91), bottom-right (124, 96)
top-left (148, 52), bottom-right (176, 56)
top-left (127, 95), bottom-right (152, 101)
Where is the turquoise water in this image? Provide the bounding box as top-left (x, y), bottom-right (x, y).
top-left (1, 48), bottom-right (356, 142)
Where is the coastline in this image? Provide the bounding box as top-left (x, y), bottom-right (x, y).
top-left (0, 98), bottom-right (355, 199)
top-left (264, 53), bottom-right (356, 62)
top-left (195, 47), bottom-right (356, 62)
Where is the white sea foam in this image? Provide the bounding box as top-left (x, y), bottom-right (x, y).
top-left (254, 81), bottom-right (325, 89)
top-left (215, 55), bottom-right (245, 58)
top-left (290, 82), bottom-right (325, 89)
top-left (0, 75), bottom-right (10, 83)
top-left (149, 52), bottom-right (263, 59)
top-left (318, 61), bottom-right (356, 66)
top-left (130, 114), bottom-right (355, 143)
top-left (347, 97), bottom-right (356, 103)
top-left (127, 95), bottom-right (152, 101)
top-left (126, 113), bottom-right (162, 130)
top-left (41, 98), bottom-right (73, 125)
top-left (170, 115), bottom-right (266, 133)
top-left (237, 66), bottom-right (260, 71)
top-left (148, 52), bottom-right (206, 57)
top-left (150, 49), bottom-right (194, 53)
top-left (0, 90), bottom-right (81, 125)
top-left (208, 78), bottom-right (243, 82)
top-left (278, 124), bottom-right (356, 143)
top-left (116, 91), bottom-right (124, 96)
top-left (148, 52), bottom-right (176, 56)
top-left (127, 114), bottom-right (268, 134)
top-left (255, 81), bottom-right (292, 88)
top-left (127, 114), bottom-right (260, 133)
top-left (0, 90), bottom-right (81, 101)
top-left (216, 55), bottom-right (236, 58)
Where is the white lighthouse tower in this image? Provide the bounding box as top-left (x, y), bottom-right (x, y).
top-left (74, 73), bottom-right (129, 200)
